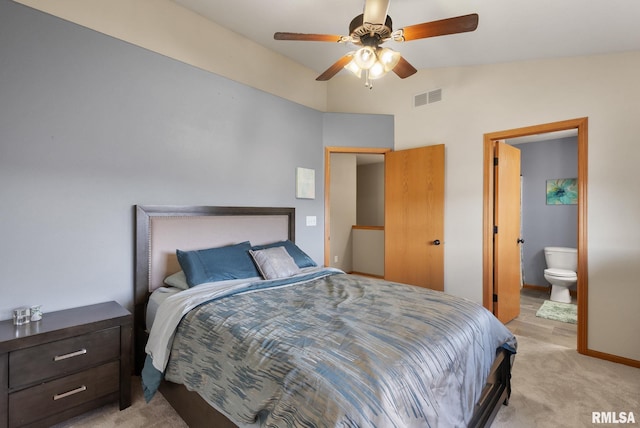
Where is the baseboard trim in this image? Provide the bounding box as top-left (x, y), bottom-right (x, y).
top-left (523, 284), bottom-right (549, 292)
top-left (349, 271), bottom-right (384, 279)
top-left (523, 283), bottom-right (577, 297)
top-left (585, 348), bottom-right (640, 369)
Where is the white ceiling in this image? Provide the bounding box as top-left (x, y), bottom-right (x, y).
top-left (175, 0), bottom-right (640, 76)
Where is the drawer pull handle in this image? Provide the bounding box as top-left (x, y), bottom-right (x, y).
top-left (53, 348), bottom-right (87, 361)
top-left (53, 385), bottom-right (87, 400)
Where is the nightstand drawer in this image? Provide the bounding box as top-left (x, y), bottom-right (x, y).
top-left (8, 360), bottom-right (120, 427)
top-left (9, 326), bottom-right (120, 388)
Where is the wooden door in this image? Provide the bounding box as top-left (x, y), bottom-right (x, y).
top-left (384, 145), bottom-right (444, 291)
top-left (494, 141), bottom-right (522, 323)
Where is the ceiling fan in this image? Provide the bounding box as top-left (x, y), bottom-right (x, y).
top-left (274, 0), bottom-right (478, 87)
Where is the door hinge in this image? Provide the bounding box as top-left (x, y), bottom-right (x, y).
top-left (493, 293), bottom-right (498, 302)
top-left (494, 157), bottom-right (499, 166)
top-left (494, 225), bottom-right (498, 234)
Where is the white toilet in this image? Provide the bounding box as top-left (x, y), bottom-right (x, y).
top-left (543, 247), bottom-right (577, 303)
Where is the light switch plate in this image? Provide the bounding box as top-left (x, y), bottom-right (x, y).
top-left (306, 216), bottom-right (317, 226)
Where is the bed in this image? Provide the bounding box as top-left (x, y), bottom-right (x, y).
top-left (134, 205), bottom-right (516, 428)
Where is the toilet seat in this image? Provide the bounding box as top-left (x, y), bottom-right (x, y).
top-left (544, 268), bottom-right (576, 278)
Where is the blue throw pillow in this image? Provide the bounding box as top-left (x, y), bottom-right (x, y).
top-left (176, 241), bottom-right (260, 287)
top-left (251, 240), bottom-right (317, 268)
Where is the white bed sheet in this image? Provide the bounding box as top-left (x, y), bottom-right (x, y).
top-left (146, 287), bottom-right (181, 331)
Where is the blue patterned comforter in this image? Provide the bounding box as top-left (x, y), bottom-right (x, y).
top-left (144, 269), bottom-right (516, 427)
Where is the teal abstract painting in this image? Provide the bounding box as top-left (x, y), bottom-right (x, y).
top-left (546, 178), bottom-right (578, 205)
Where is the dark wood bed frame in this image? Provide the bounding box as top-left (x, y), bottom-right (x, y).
top-left (134, 205), bottom-right (512, 428)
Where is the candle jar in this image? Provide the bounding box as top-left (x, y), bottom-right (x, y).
top-left (13, 307), bottom-right (30, 325)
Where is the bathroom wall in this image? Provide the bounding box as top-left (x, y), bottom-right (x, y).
top-left (514, 137), bottom-right (578, 287)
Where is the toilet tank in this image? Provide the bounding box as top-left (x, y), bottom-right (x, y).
top-left (544, 247), bottom-right (577, 271)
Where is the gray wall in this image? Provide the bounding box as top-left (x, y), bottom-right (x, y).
top-left (323, 113), bottom-right (393, 149)
top-left (357, 162), bottom-right (385, 226)
top-left (515, 137), bottom-right (578, 286)
top-left (0, 1), bottom-right (391, 319)
top-left (329, 154), bottom-right (357, 272)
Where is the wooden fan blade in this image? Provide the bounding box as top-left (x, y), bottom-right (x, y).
top-left (363, 0), bottom-right (390, 24)
top-left (400, 13), bottom-right (479, 41)
top-left (274, 32), bottom-right (343, 42)
top-left (392, 56), bottom-right (418, 79)
top-left (316, 55), bottom-right (353, 81)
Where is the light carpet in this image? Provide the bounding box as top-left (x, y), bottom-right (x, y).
top-left (493, 335), bottom-right (640, 427)
top-left (536, 299), bottom-right (578, 324)
top-left (51, 380), bottom-right (187, 428)
top-left (52, 335), bottom-right (639, 427)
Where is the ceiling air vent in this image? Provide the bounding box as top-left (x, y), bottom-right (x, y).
top-left (413, 89), bottom-right (442, 108)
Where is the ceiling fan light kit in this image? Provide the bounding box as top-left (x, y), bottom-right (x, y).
top-left (354, 46), bottom-right (377, 69)
top-left (273, 0), bottom-right (478, 88)
top-left (345, 46), bottom-right (401, 88)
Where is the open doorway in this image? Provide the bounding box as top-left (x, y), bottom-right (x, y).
top-left (483, 118), bottom-right (588, 354)
top-left (509, 130), bottom-right (578, 348)
top-left (324, 147), bottom-right (389, 271)
top-left (325, 145), bottom-right (445, 289)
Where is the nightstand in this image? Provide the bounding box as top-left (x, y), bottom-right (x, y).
top-left (0, 301), bottom-right (132, 428)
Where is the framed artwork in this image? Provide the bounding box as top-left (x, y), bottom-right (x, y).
top-left (296, 167), bottom-right (315, 199)
top-left (546, 178), bottom-right (577, 205)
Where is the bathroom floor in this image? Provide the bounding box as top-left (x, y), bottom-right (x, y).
top-left (505, 287), bottom-right (577, 349)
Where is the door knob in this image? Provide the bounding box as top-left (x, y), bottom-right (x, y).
top-left (433, 239), bottom-right (441, 246)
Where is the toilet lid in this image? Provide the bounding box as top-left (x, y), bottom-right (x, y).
top-left (544, 268), bottom-right (576, 278)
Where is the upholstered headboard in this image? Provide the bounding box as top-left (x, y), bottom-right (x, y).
top-left (133, 205), bottom-right (295, 371)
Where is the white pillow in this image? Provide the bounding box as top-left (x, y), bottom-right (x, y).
top-left (163, 271), bottom-right (189, 290)
top-left (249, 246), bottom-right (301, 280)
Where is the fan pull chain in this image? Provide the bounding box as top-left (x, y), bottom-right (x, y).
top-left (364, 69), bottom-right (373, 89)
